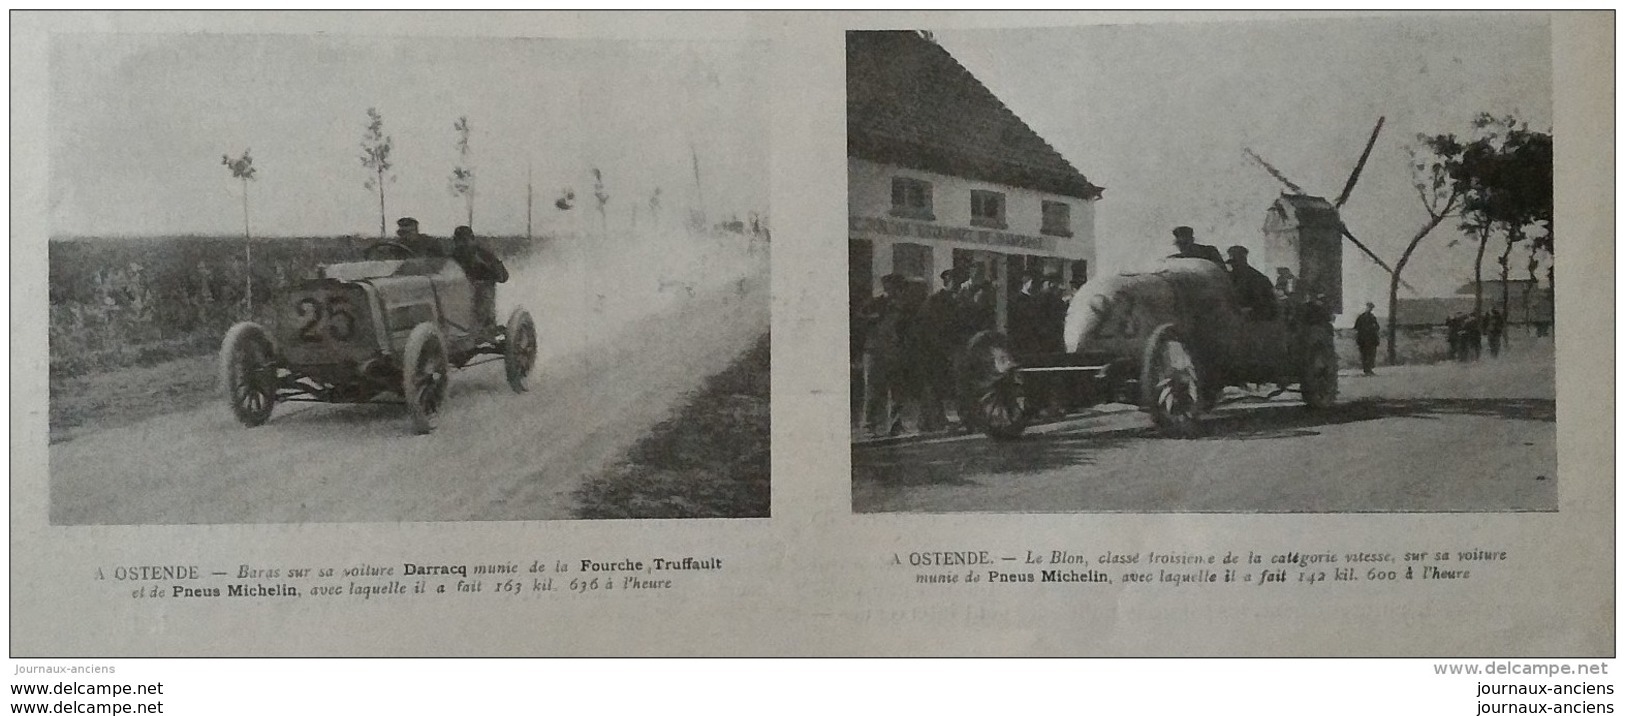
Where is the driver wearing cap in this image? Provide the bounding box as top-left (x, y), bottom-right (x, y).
top-left (392, 217), bottom-right (446, 258)
top-left (1168, 226), bottom-right (1226, 267)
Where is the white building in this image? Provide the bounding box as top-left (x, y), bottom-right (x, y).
top-left (847, 31), bottom-right (1104, 331)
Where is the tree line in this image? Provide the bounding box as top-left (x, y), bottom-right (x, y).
top-left (1383, 114), bottom-right (1552, 363)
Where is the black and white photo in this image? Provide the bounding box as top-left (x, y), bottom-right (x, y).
top-left (848, 20), bottom-right (1555, 514)
top-left (46, 32), bottom-right (771, 524)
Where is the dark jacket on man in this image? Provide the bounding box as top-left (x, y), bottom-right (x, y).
top-left (1229, 263), bottom-right (1277, 320)
top-left (1354, 310), bottom-right (1381, 347)
top-left (453, 240), bottom-right (509, 283)
top-left (1173, 243), bottom-right (1226, 266)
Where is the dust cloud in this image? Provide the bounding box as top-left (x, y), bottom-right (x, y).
top-left (494, 224), bottom-right (767, 365)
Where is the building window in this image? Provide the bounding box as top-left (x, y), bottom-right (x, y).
top-left (1069, 259), bottom-right (1089, 289)
top-left (970, 190), bottom-right (1006, 229)
top-left (892, 242), bottom-right (932, 282)
top-left (890, 177), bottom-right (934, 220)
top-left (1042, 200), bottom-right (1073, 237)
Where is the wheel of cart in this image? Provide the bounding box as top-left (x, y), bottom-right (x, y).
top-left (403, 322), bottom-right (450, 434)
top-left (1298, 325), bottom-right (1339, 410)
top-left (502, 306), bottom-right (538, 393)
top-left (963, 330), bottom-right (1028, 440)
top-left (220, 321), bottom-right (278, 427)
top-left (1140, 322), bottom-right (1203, 438)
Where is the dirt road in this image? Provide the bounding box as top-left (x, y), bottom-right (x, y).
top-left (50, 249), bottom-right (768, 525)
top-left (853, 339), bottom-right (1557, 514)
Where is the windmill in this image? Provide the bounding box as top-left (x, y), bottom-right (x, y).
top-left (1244, 117), bottom-right (1416, 312)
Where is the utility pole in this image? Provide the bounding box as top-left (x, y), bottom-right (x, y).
top-left (690, 142), bottom-right (707, 231)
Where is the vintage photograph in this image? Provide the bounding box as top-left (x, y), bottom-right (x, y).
top-left (848, 19), bottom-right (1556, 513)
top-left (46, 33), bottom-right (771, 524)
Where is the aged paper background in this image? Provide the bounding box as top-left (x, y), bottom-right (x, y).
top-left (10, 10), bottom-right (1614, 656)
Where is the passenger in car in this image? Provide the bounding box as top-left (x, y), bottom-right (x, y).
top-left (450, 226), bottom-right (509, 330)
top-left (1224, 245), bottom-right (1277, 321)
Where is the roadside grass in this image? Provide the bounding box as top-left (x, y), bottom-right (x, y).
top-left (49, 234), bottom-right (542, 379)
top-left (49, 354), bottom-right (219, 443)
top-left (573, 332), bottom-right (770, 519)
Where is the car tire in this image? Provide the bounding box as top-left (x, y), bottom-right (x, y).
top-left (1141, 323), bottom-right (1202, 438)
top-left (503, 307), bottom-right (537, 394)
top-left (964, 330), bottom-right (1027, 440)
top-left (1300, 339), bottom-right (1338, 410)
top-left (403, 322), bottom-right (450, 435)
top-left (220, 321), bottom-right (277, 427)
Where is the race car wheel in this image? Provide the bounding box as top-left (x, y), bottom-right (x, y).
top-left (1141, 323), bottom-right (1202, 438)
top-left (220, 322), bottom-right (277, 427)
top-left (403, 322), bottom-right (450, 435)
top-left (503, 307), bottom-right (537, 393)
top-left (1300, 340), bottom-right (1339, 410)
top-left (964, 331), bottom-right (1027, 440)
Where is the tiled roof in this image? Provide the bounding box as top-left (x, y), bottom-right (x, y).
top-left (847, 31), bottom-right (1104, 201)
top-left (1265, 194), bottom-right (1343, 231)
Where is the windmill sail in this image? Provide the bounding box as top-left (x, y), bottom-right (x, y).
top-left (1246, 133), bottom-right (1413, 293)
top-left (1243, 148), bottom-right (1304, 194)
top-left (1334, 117), bottom-right (1385, 209)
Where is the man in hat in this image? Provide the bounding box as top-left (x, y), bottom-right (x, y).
top-left (1225, 245), bottom-right (1277, 321)
top-left (1169, 226), bottom-right (1226, 266)
top-left (1354, 301), bottom-right (1381, 375)
top-left (392, 217), bottom-right (446, 257)
top-left (916, 268), bottom-right (967, 431)
top-left (858, 274), bottom-right (910, 437)
top-left (450, 225), bottom-right (510, 330)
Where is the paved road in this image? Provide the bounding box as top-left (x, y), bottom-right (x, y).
top-left (50, 246), bottom-right (767, 525)
top-left (853, 342), bottom-right (1557, 513)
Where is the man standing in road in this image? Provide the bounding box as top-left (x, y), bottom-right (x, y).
top-left (1169, 226), bottom-right (1225, 266)
top-left (1486, 307), bottom-right (1506, 358)
top-left (1354, 301), bottom-right (1381, 376)
top-left (1445, 313), bottom-right (1461, 361)
top-left (858, 274), bottom-right (909, 438)
top-left (916, 269), bottom-right (965, 432)
top-left (1461, 312), bottom-right (1482, 361)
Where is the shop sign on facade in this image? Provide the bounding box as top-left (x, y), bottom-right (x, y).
top-left (849, 216), bottom-right (1058, 254)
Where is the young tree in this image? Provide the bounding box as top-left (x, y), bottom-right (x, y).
top-left (449, 115), bottom-right (475, 229)
top-left (591, 168), bottom-right (610, 238)
top-left (1387, 137), bottom-right (1467, 364)
top-left (359, 107), bottom-right (395, 239)
top-left (221, 149), bottom-right (257, 313)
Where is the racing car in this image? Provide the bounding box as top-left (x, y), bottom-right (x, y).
top-left (218, 240), bottom-right (536, 434)
top-left (964, 257), bottom-right (1338, 439)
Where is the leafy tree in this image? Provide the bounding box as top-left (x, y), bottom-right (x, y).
top-left (359, 108), bottom-right (395, 239)
top-left (220, 149), bottom-right (256, 312)
top-left (1386, 137), bottom-right (1467, 364)
top-left (1436, 115), bottom-right (1553, 322)
top-left (449, 115), bottom-right (475, 229)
